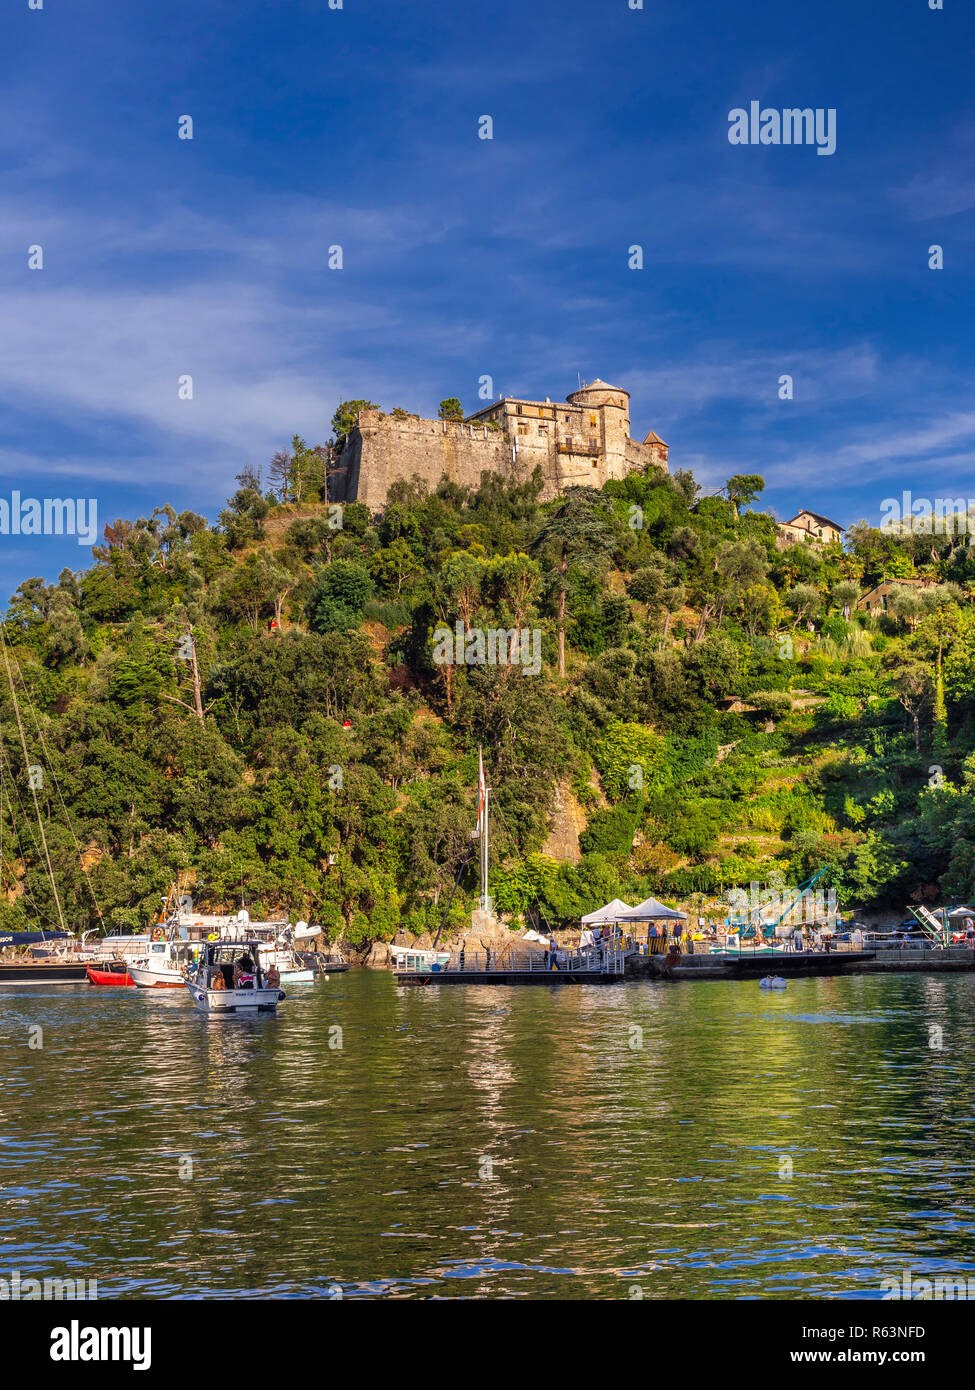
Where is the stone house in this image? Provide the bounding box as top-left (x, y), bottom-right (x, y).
top-left (776, 510), bottom-right (845, 549)
top-left (857, 576), bottom-right (938, 614)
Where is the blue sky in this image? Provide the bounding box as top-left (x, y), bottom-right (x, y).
top-left (2, 0), bottom-right (974, 594)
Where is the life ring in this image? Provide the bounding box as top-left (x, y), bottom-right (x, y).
top-left (151, 927), bottom-right (165, 941)
top-left (207, 932), bottom-right (218, 942)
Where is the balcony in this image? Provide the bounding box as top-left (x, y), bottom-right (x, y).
top-left (557, 439), bottom-right (601, 456)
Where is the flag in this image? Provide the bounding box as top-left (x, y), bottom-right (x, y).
top-left (476, 746), bottom-right (486, 839)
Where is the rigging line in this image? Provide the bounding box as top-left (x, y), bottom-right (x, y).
top-left (0, 853), bottom-right (62, 931)
top-left (0, 731), bottom-right (62, 924)
top-left (0, 624), bottom-right (68, 933)
top-left (2, 624), bottom-right (107, 932)
top-left (0, 747), bottom-right (63, 930)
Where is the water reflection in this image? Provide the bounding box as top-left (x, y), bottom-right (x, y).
top-left (1, 971), bottom-right (974, 1298)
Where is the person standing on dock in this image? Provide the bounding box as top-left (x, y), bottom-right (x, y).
top-left (548, 934), bottom-right (559, 971)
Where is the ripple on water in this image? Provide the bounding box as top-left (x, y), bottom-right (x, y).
top-left (1, 971), bottom-right (974, 1297)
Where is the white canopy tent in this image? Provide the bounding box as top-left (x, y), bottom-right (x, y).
top-left (616, 896), bottom-right (687, 923)
top-left (580, 898), bottom-right (633, 925)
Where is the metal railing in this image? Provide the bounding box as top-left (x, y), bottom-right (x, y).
top-left (397, 944), bottom-right (625, 976)
top-left (712, 932), bottom-right (910, 955)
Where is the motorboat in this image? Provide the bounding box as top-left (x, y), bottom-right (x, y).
top-left (129, 936), bottom-right (201, 988)
top-left (258, 943), bottom-right (315, 984)
top-left (389, 944), bottom-right (451, 972)
top-left (183, 938), bottom-right (286, 1015)
top-left (86, 960), bottom-right (135, 986)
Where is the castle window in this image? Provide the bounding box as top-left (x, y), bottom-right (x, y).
top-left (589, 415), bottom-right (597, 427)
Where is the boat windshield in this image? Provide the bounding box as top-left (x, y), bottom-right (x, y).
top-left (204, 942), bottom-right (263, 985)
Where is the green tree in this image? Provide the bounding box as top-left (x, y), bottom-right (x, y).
top-left (532, 488), bottom-right (617, 677)
top-left (331, 399), bottom-right (378, 449)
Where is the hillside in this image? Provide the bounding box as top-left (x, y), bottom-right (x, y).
top-left (3, 430), bottom-right (975, 945)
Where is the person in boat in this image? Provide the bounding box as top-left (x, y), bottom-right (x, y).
top-left (233, 953), bottom-right (257, 989)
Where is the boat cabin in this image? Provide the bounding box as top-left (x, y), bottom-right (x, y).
top-left (194, 939), bottom-right (269, 991)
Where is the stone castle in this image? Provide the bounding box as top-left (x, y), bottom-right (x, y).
top-left (329, 378), bottom-right (669, 510)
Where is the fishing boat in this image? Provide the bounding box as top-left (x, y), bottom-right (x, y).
top-left (128, 936), bottom-right (200, 988)
top-left (183, 938), bottom-right (286, 1015)
top-left (86, 960), bottom-right (135, 986)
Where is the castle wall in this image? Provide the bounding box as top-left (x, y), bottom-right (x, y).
top-left (332, 384), bottom-right (669, 512)
top-left (333, 412), bottom-right (517, 509)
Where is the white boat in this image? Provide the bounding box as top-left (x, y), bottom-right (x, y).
top-left (258, 942), bottom-right (315, 983)
top-left (389, 944), bottom-right (450, 971)
top-left (129, 936), bottom-right (200, 988)
top-left (183, 938), bottom-right (286, 1015)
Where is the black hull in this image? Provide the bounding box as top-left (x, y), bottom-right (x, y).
top-left (0, 961), bottom-right (89, 984)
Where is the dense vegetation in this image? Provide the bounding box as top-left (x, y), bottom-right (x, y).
top-left (4, 414), bottom-right (975, 944)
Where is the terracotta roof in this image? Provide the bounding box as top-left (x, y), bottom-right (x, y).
top-left (785, 511), bottom-right (844, 532)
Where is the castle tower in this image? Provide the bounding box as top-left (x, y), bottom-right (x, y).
top-left (566, 379), bottom-right (631, 482)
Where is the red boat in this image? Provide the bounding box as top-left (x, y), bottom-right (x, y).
top-left (86, 961), bottom-right (135, 986)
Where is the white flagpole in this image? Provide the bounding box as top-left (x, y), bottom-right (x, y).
top-left (478, 746), bottom-right (489, 913)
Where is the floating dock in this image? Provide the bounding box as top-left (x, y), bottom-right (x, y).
top-left (394, 944), bottom-right (625, 986)
top-left (659, 945), bottom-right (975, 980)
top-left (394, 940), bottom-right (975, 987)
